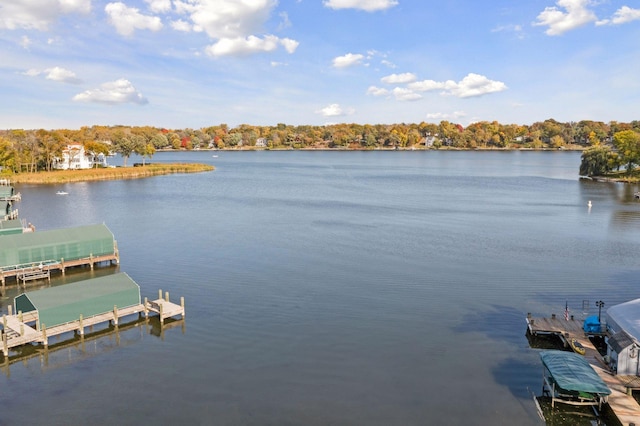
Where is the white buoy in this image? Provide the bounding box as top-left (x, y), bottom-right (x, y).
top-left (588, 200), bottom-right (592, 207)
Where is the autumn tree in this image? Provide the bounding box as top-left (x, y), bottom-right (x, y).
top-left (613, 129), bottom-right (640, 173)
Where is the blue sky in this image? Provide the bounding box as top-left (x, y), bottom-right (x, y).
top-left (0, 0), bottom-right (639, 130)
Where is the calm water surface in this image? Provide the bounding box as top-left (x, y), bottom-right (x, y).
top-left (2, 151), bottom-right (640, 425)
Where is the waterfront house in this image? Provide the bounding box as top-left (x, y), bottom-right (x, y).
top-left (53, 144), bottom-right (108, 170)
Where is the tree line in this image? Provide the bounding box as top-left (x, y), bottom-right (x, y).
top-left (1, 119), bottom-right (639, 174)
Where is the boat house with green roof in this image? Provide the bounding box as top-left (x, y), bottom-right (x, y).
top-left (0, 223), bottom-right (119, 286)
top-left (14, 272), bottom-right (141, 329)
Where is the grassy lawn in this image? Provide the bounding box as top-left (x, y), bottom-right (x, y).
top-left (5, 163), bottom-right (214, 184)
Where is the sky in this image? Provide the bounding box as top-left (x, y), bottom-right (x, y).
top-left (0, 0), bottom-right (639, 130)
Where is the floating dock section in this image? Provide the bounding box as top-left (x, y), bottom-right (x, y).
top-left (1, 273), bottom-right (184, 357)
top-left (0, 223), bottom-right (119, 287)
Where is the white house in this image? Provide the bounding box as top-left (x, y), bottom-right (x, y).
top-left (605, 299), bottom-right (640, 376)
top-left (53, 144), bottom-right (108, 170)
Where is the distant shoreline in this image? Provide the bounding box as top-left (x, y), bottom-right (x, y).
top-left (8, 163), bottom-right (214, 184)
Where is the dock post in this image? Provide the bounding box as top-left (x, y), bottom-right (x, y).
top-left (2, 315), bottom-right (6, 331)
top-left (143, 297), bottom-right (149, 319)
top-left (79, 314), bottom-right (84, 336)
top-left (113, 306), bottom-right (118, 326)
top-left (165, 291), bottom-right (169, 302)
top-left (181, 297), bottom-right (185, 319)
top-left (158, 289), bottom-right (162, 300)
top-left (90, 254), bottom-right (94, 270)
top-left (61, 258), bottom-right (65, 275)
top-left (2, 333), bottom-right (7, 357)
top-left (8, 305), bottom-right (12, 316)
top-left (42, 324), bottom-right (47, 348)
top-left (159, 303), bottom-right (164, 326)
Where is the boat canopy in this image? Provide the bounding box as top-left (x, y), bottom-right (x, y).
top-left (540, 350), bottom-right (610, 396)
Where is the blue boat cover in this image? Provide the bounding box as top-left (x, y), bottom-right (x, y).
top-left (540, 351), bottom-right (610, 395)
top-left (583, 315), bottom-right (602, 333)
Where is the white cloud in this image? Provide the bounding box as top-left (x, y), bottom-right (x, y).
top-left (20, 36), bottom-right (32, 50)
top-left (72, 79), bottom-right (148, 105)
top-left (381, 59), bottom-right (396, 68)
top-left (533, 0), bottom-right (597, 36)
top-left (278, 11), bottom-right (292, 30)
top-left (392, 87), bottom-right (422, 101)
top-left (597, 6), bottom-right (640, 26)
top-left (0, 0), bottom-right (90, 31)
top-left (205, 35), bottom-right (298, 57)
top-left (332, 53), bottom-right (365, 68)
top-left (171, 19), bottom-right (192, 32)
top-left (381, 73), bottom-right (417, 84)
top-left (409, 73), bottom-right (507, 98)
top-left (323, 0), bottom-right (399, 12)
top-left (280, 38), bottom-right (299, 53)
top-left (366, 86), bottom-right (390, 96)
top-left (317, 103), bottom-right (353, 117)
top-left (45, 67), bottom-right (82, 84)
top-left (145, 0), bottom-right (172, 14)
top-left (450, 73), bottom-right (507, 98)
top-left (22, 66), bottom-right (82, 84)
top-left (174, 0), bottom-right (277, 39)
top-left (23, 69), bottom-right (42, 77)
top-left (426, 111), bottom-right (466, 120)
top-left (105, 2), bottom-right (163, 36)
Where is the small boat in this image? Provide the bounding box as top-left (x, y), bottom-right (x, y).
top-left (212, 155), bottom-right (218, 158)
top-left (569, 338), bottom-right (586, 355)
top-left (56, 190), bottom-right (68, 195)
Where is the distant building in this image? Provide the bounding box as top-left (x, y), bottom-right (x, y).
top-left (255, 138), bottom-right (268, 148)
top-left (53, 144), bottom-right (108, 170)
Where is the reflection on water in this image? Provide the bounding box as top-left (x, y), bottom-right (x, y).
top-left (1, 315), bottom-right (185, 377)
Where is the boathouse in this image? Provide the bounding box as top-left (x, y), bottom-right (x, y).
top-left (606, 299), bottom-right (640, 376)
top-left (14, 273), bottom-right (140, 329)
top-left (0, 223), bottom-right (119, 285)
top-left (0, 219), bottom-right (23, 236)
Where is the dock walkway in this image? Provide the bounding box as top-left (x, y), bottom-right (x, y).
top-left (1, 291), bottom-right (184, 356)
top-left (527, 314), bottom-right (640, 425)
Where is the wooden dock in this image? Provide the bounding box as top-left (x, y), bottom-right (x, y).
top-left (0, 251), bottom-right (119, 287)
top-left (1, 290), bottom-right (184, 357)
top-left (527, 314), bottom-right (640, 425)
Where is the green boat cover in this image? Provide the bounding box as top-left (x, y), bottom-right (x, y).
top-left (14, 272), bottom-right (141, 328)
top-left (540, 350), bottom-right (611, 396)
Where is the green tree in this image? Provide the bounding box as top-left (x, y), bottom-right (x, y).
top-left (579, 145), bottom-right (616, 176)
top-left (613, 130), bottom-right (640, 173)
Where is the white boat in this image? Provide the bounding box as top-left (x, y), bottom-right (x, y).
top-left (56, 191), bottom-right (68, 195)
top-left (212, 155), bottom-right (218, 158)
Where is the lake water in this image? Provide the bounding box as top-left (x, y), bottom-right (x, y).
top-left (3, 150), bottom-right (640, 425)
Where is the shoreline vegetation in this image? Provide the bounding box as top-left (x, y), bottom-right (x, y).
top-left (9, 163), bottom-right (214, 184)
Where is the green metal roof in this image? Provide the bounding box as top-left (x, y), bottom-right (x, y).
top-left (0, 186), bottom-right (14, 198)
top-left (14, 272), bottom-right (141, 328)
top-left (0, 219), bottom-right (23, 236)
top-left (0, 223), bottom-right (115, 269)
top-left (540, 350), bottom-right (611, 396)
